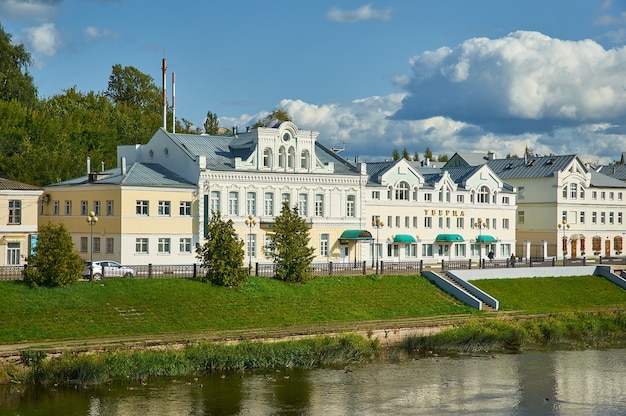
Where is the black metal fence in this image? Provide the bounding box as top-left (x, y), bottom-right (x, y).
top-left (2, 256), bottom-right (625, 281)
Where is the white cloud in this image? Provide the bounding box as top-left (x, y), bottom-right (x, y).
top-left (326, 3), bottom-right (392, 23)
top-left (24, 22), bottom-right (59, 57)
top-left (82, 25), bottom-right (116, 42)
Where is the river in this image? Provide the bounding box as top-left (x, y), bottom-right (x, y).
top-left (1, 348), bottom-right (624, 415)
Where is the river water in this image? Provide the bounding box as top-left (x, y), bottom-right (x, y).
top-left (1, 348), bottom-right (624, 415)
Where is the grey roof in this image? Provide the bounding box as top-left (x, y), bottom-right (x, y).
top-left (589, 170), bottom-right (626, 188)
top-left (0, 177), bottom-right (43, 191)
top-left (48, 163), bottom-right (196, 188)
top-left (597, 164), bottom-right (626, 181)
top-left (485, 155), bottom-right (580, 179)
top-left (449, 152), bottom-right (495, 166)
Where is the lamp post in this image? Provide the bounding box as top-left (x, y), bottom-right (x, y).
top-left (474, 218), bottom-right (486, 268)
top-left (86, 210), bottom-right (98, 281)
top-left (372, 216), bottom-right (384, 273)
top-left (245, 214), bottom-right (256, 274)
top-left (557, 219), bottom-right (570, 264)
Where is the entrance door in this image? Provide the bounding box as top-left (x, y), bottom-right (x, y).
top-left (340, 244), bottom-right (349, 262)
top-left (571, 241), bottom-right (577, 258)
top-left (605, 239), bottom-right (611, 257)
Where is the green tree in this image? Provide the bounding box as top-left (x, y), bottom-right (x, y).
top-left (402, 147), bottom-right (410, 160)
top-left (437, 154), bottom-right (449, 162)
top-left (204, 111), bottom-right (220, 134)
top-left (264, 201), bottom-right (315, 283)
top-left (424, 147), bottom-right (433, 161)
top-left (23, 223), bottom-right (84, 287)
top-left (253, 107), bottom-right (292, 128)
top-left (391, 149), bottom-right (400, 161)
top-left (412, 151), bottom-right (420, 161)
top-left (196, 211), bottom-right (247, 286)
top-left (0, 24), bottom-right (37, 107)
top-left (106, 64), bottom-right (161, 113)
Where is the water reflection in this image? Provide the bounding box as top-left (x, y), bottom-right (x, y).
top-left (2, 349), bottom-right (624, 415)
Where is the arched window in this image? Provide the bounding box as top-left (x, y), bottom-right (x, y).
top-left (614, 236), bottom-right (623, 253)
top-left (300, 150), bottom-right (309, 169)
top-left (592, 236), bottom-right (602, 253)
top-left (263, 148), bottom-right (273, 168)
top-left (278, 146), bottom-right (286, 168)
top-left (562, 185), bottom-right (568, 198)
top-left (477, 186), bottom-right (490, 203)
top-left (395, 181), bottom-right (409, 200)
top-left (287, 147), bottom-right (295, 169)
top-left (579, 186), bottom-right (585, 199)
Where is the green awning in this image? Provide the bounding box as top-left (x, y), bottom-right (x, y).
top-left (476, 235), bottom-right (497, 243)
top-left (339, 230), bottom-right (373, 241)
top-left (435, 234), bottom-right (465, 242)
top-left (393, 234), bottom-right (416, 243)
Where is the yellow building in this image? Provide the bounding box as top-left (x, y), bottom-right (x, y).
top-left (0, 178), bottom-right (43, 266)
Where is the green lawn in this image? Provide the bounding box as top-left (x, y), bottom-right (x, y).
top-left (473, 275), bottom-right (626, 313)
top-left (0, 275), bottom-right (474, 344)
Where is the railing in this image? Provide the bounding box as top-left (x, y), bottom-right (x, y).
top-left (0, 266), bottom-right (24, 281)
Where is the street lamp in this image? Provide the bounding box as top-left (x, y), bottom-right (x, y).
top-left (86, 210), bottom-right (98, 281)
top-left (372, 216), bottom-right (384, 273)
top-left (474, 218), bottom-right (487, 268)
top-left (245, 214), bottom-right (257, 274)
top-left (557, 219), bottom-right (570, 263)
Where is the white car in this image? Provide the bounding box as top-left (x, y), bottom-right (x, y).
top-left (84, 261), bottom-right (136, 279)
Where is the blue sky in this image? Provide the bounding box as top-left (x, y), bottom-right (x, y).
top-left (1, 0), bottom-right (626, 164)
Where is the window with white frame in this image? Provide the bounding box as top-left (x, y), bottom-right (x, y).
top-left (179, 238), bottom-right (192, 253)
top-left (179, 201), bottom-right (192, 216)
top-left (454, 243), bottom-right (466, 257)
top-left (387, 244), bottom-right (399, 257)
top-left (247, 234), bottom-right (256, 259)
top-left (457, 195), bottom-right (465, 203)
top-left (346, 195), bottom-right (356, 217)
top-left (592, 211), bottom-right (597, 224)
top-left (300, 150), bottom-right (309, 169)
top-left (315, 194), bottom-right (324, 217)
top-left (93, 201), bottom-right (100, 215)
top-left (298, 194), bottom-right (308, 216)
top-left (135, 238), bottom-right (148, 253)
top-left (457, 217), bottom-right (464, 228)
top-left (80, 200), bottom-right (88, 216)
top-left (619, 212), bottom-right (623, 224)
top-left (158, 238), bottom-right (171, 253)
top-left (395, 181), bottom-right (409, 200)
top-left (264, 192), bottom-right (274, 216)
top-left (372, 191), bottom-right (380, 200)
top-left (247, 192), bottom-right (256, 216)
top-left (210, 191), bottom-right (220, 213)
top-left (502, 218), bottom-right (510, 229)
top-left (106, 238), bottom-right (114, 254)
top-left (477, 186), bottom-right (489, 203)
top-left (278, 147), bottom-right (286, 168)
top-left (600, 212), bottom-right (606, 224)
top-left (282, 193), bottom-right (290, 208)
top-left (609, 212), bottom-right (614, 224)
top-left (287, 147), bottom-right (295, 169)
top-left (405, 244), bottom-right (417, 257)
top-left (580, 211), bottom-right (585, 224)
top-left (424, 193), bottom-right (432, 202)
top-left (6, 242), bottom-right (20, 265)
top-left (422, 244), bottom-right (433, 257)
top-left (228, 191), bottom-right (239, 215)
top-left (502, 196), bottom-right (509, 205)
top-left (262, 148), bottom-right (272, 168)
top-left (158, 201), bottom-right (171, 216)
top-left (500, 244), bottom-right (511, 257)
top-left (8, 200), bottom-right (21, 224)
top-left (106, 200), bottom-right (114, 216)
top-left (424, 217), bottom-right (432, 228)
top-left (136, 200), bottom-right (149, 215)
top-left (413, 216), bottom-right (418, 228)
top-left (320, 234), bottom-right (329, 257)
top-left (64, 200), bottom-right (72, 215)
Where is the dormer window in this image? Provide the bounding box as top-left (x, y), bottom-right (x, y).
top-left (278, 146), bottom-right (286, 168)
top-left (300, 150), bottom-right (310, 169)
top-left (263, 148), bottom-right (273, 168)
top-left (287, 147), bottom-right (295, 169)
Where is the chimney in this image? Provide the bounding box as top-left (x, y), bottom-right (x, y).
top-left (121, 157), bottom-right (127, 175)
top-left (487, 151), bottom-right (495, 160)
top-left (101, 161), bottom-right (105, 172)
top-left (87, 156), bottom-right (91, 174)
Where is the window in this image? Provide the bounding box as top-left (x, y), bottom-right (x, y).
top-left (500, 244), bottom-right (511, 257)
top-left (228, 191), bottom-right (239, 215)
top-left (6, 242), bottom-right (20, 265)
top-left (518, 211), bottom-right (525, 224)
top-left (247, 234), bottom-right (257, 259)
top-left (454, 244), bottom-right (466, 257)
top-left (106, 238), bottom-right (114, 254)
top-left (518, 187), bottom-right (525, 200)
top-left (405, 244), bottom-right (417, 257)
top-left (298, 194), bottom-right (308, 216)
top-left (610, 192), bottom-right (614, 201)
top-left (502, 218), bottom-right (510, 229)
top-left (158, 238), bottom-right (171, 253)
top-left (562, 185), bottom-right (568, 198)
top-left (80, 201), bottom-right (88, 216)
top-left (619, 212), bottom-right (623, 225)
top-left (422, 244), bottom-right (433, 257)
top-left (562, 210), bottom-right (567, 222)
top-left (619, 192), bottom-right (623, 201)
top-left (264, 192), bottom-right (274, 216)
top-left (396, 216), bottom-right (401, 228)
top-left (424, 217), bottom-right (432, 228)
top-left (346, 195), bottom-right (355, 217)
top-left (80, 237), bottom-right (88, 252)
top-left (592, 236), bottom-right (601, 252)
top-left (413, 216), bottom-right (418, 228)
top-left (53, 201), bottom-right (60, 215)
top-left (502, 196), bottom-right (509, 205)
top-left (179, 201), bottom-right (192, 216)
top-left (263, 148), bottom-right (273, 168)
top-left (457, 195), bottom-right (465, 203)
top-left (320, 234), bottom-right (329, 257)
top-left (438, 217), bottom-right (444, 229)
top-left (93, 237), bottom-right (101, 253)
top-left (592, 212), bottom-right (597, 224)
top-left (592, 191), bottom-right (597, 200)
top-left (372, 191), bottom-right (380, 200)
top-left (287, 147), bottom-right (295, 169)
top-left (457, 217), bottom-right (465, 228)
top-left (610, 212), bottom-right (614, 224)
top-left (300, 150), bottom-right (309, 169)
top-left (247, 192), bottom-right (257, 216)
top-left (387, 216), bottom-right (393, 228)
top-left (387, 244), bottom-right (399, 257)
top-left (424, 193), bottom-right (432, 202)
top-left (180, 238), bottom-right (192, 253)
top-left (64, 200), bottom-right (72, 216)
top-left (601, 192), bottom-right (606, 200)
top-left (278, 146), bottom-right (286, 168)
top-left (282, 193), bottom-right (291, 207)
top-left (600, 212), bottom-right (606, 224)
top-left (136, 200), bottom-right (149, 215)
top-left (569, 184), bottom-right (577, 198)
top-left (615, 236), bottom-right (623, 252)
top-left (580, 211), bottom-right (585, 224)
top-left (158, 201), bottom-right (171, 216)
top-left (580, 187), bottom-right (585, 199)
top-left (405, 216), bottom-right (410, 228)
top-left (477, 186), bottom-right (489, 203)
top-left (8, 200), bottom-right (21, 224)
top-left (93, 201), bottom-right (100, 215)
top-left (395, 182), bottom-right (409, 200)
top-left (135, 238), bottom-right (149, 253)
top-left (210, 191), bottom-right (221, 213)
top-left (315, 194), bottom-right (324, 217)
top-left (106, 200), bottom-right (114, 216)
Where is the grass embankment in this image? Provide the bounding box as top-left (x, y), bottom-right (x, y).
top-left (0, 275), bottom-right (475, 344)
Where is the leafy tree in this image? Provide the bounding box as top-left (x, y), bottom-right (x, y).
top-left (106, 64), bottom-right (161, 113)
top-left (204, 111), bottom-right (220, 134)
top-left (391, 149), bottom-right (400, 160)
top-left (424, 147), bottom-right (433, 161)
top-left (264, 201), bottom-right (315, 283)
top-left (196, 211), bottom-right (247, 286)
top-left (253, 108), bottom-right (292, 128)
top-left (177, 117), bottom-right (202, 134)
top-left (402, 147), bottom-right (411, 160)
top-left (437, 154), bottom-right (449, 162)
top-left (0, 24), bottom-right (37, 107)
top-left (23, 223), bottom-right (84, 287)
top-left (412, 151), bottom-right (420, 161)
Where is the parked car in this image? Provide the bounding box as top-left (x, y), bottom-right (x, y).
top-left (83, 261), bottom-right (136, 279)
